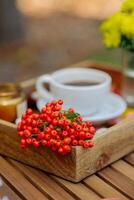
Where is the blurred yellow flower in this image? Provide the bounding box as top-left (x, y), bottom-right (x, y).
top-left (103, 32), bottom-right (121, 48)
top-left (121, 14), bottom-right (134, 38)
top-left (121, 0), bottom-right (134, 13)
top-left (100, 13), bottom-right (121, 32)
top-left (100, 13), bottom-right (122, 48)
top-left (100, 0), bottom-right (134, 50)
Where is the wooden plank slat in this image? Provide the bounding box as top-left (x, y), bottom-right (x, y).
top-left (111, 160), bottom-right (134, 181)
top-left (98, 167), bottom-right (134, 200)
top-left (124, 152), bottom-right (134, 166)
top-left (75, 118), bottom-right (134, 182)
top-left (0, 118), bottom-right (134, 182)
top-left (0, 176), bottom-right (21, 200)
top-left (0, 156), bottom-right (48, 200)
top-left (0, 119), bottom-right (77, 182)
top-left (8, 158), bottom-right (75, 200)
top-left (83, 175), bottom-right (129, 200)
top-left (51, 176), bottom-right (101, 200)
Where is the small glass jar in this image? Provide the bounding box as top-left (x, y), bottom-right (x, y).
top-left (0, 83), bottom-right (27, 122)
top-left (122, 51), bottom-right (134, 107)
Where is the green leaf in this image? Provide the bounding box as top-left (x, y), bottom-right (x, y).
top-left (120, 35), bottom-right (134, 52)
top-left (44, 122), bottom-right (48, 129)
top-left (65, 112), bottom-right (80, 119)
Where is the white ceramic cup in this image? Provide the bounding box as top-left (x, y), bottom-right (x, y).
top-left (36, 68), bottom-right (111, 115)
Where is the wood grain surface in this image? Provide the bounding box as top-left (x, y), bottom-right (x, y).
top-left (0, 118), bottom-right (134, 182)
top-left (0, 153), bottom-right (133, 200)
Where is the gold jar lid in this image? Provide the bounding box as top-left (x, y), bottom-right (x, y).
top-left (0, 83), bottom-right (25, 104)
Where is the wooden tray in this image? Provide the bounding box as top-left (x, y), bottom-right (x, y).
top-left (0, 118), bottom-right (134, 182)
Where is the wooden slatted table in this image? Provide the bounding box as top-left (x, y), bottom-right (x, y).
top-left (0, 152), bottom-right (134, 200)
top-left (0, 59), bottom-right (134, 199)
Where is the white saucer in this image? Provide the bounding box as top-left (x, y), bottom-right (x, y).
top-left (36, 93), bottom-right (127, 124)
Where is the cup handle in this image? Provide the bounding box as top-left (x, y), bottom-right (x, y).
top-left (36, 74), bottom-right (53, 100)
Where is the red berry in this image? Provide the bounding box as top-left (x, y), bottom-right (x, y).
top-left (78, 140), bottom-right (84, 146)
top-left (54, 105), bottom-right (61, 111)
top-left (85, 132), bottom-right (93, 139)
top-left (83, 142), bottom-right (89, 148)
top-left (42, 140), bottom-right (47, 146)
top-left (56, 141), bottom-right (61, 148)
top-left (21, 120), bottom-right (26, 125)
top-left (18, 131), bottom-right (24, 137)
top-left (32, 120), bottom-right (37, 127)
top-left (56, 135), bottom-right (60, 140)
top-left (26, 108), bottom-right (33, 115)
top-left (46, 109), bottom-right (52, 115)
top-left (69, 128), bottom-right (75, 134)
top-left (72, 122), bottom-right (77, 128)
top-left (68, 108), bottom-right (75, 112)
top-left (22, 114), bottom-right (27, 120)
top-left (64, 137), bottom-right (71, 145)
top-left (58, 119), bottom-right (64, 126)
top-left (79, 131), bottom-right (85, 139)
top-left (32, 138), bottom-right (36, 143)
top-left (58, 99), bottom-right (63, 105)
top-left (24, 130), bottom-right (31, 137)
top-left (33, 140), bottom-right (40, 148)
top-left (51, 100), bottom-right (57, 105)
top-left (66, 126), bottom-right (70, 132)
top-left (58, 112), bottom-right (63, 118)
top-left (62, 131), bottom-right (68, 137)
top-left (21, 139), bottom-right (26, 145)
top-left (58, 147), bottom-right (64, 155)
top-left (72, 140), bottom-right (78, 146)
top-left (40, 114), bottom-right (44, 119)
top-left (50, 139), bottom-right (55, 146)
top-left (63, 145), bottom-right (71, 153)
top-left (27, 126), bottom-right (32, 132)
top-left (89, 126), bottom-right (95, 134)
top-left (44, 127), bottom-right (51, 134)
top-left (17, 123), bottom-right (21, 131)
top-left (45, 134), bottom-right (50, 140)
top-left (37, 132), bottom-right (45, 140)
top-left (76, 124), bottom-right (82, 131)
top-left (51, 130), bottom-right (57, 137)
top-left (52, 112), bottom-right (59, 118)
top-left (23, 125), bottom-right (27, 130)
top-left (38, 121), bottom-right (43, 127)
top-left (40, 113), bottom-right (47, 119)
top-left (88, 141), bottom-right (94, 147)
top-left (46, 116), bottom-right (51, 123)
top-left (86, 120), bottom-right (92, 126)
top-left (26, 118), bottom-right (32, 125)
top-left (49, 124), bottom-right (54, 130)
top-left (82, 122), bottom-right (86, 127)
top-left (76, 116), bottom-right (82, 121)
top-left (70, 135), bottom-right (75, 140)
top-left (52, 119), bottom-right (58, 125)
top-left (33, 114), bottom-right (40, 120)
top-left (26, 138), bottom-right (32, 145)
top-left (33, 127), bottom-right (39, 134)
top-left (65, 119), bottom-right (71, 126)
top-left (41, 106), bottom-right (46, 113)
top-left (47, 141), bottom-right (51, 147)
top-left (46, 103), bottom-right (51, 107)
top-left (83, 127), bottom-right (88, 132)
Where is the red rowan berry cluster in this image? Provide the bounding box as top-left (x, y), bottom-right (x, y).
top-left (17, 100), bottom-right (95, 155)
